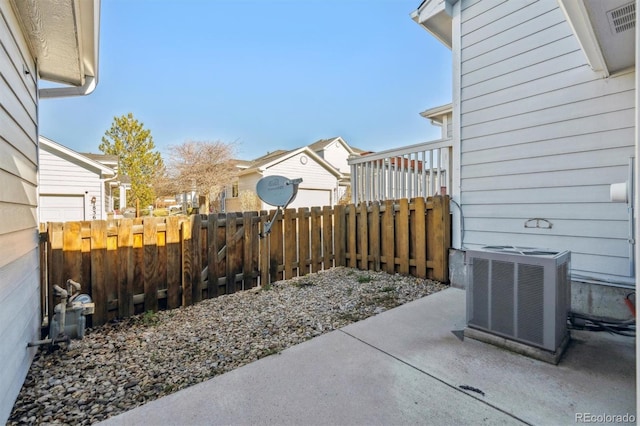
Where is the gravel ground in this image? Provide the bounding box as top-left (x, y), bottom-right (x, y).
top-left (8, 267), bottom-right (446, 425)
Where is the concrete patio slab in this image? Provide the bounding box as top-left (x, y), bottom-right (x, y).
top-left (99, 288), bottom-right (636, 426)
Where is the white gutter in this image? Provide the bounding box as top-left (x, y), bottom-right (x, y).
top-left (38, 0), bottom-right (100, 99)
top-left (39, 75), bottom-right (97, 98)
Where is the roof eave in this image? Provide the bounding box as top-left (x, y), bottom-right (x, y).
top-left (557, 0), bottom-right (609, 77)
top-left (12, 0), bottom-right (101, 97)
top-left (410, 0), bottom-right (456, 49)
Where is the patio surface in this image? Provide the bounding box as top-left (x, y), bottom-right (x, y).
top-left (98, 287), bottom-right (636, 425)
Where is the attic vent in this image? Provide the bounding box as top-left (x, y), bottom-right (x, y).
top-left (608, 2), bottom-right (635, 34)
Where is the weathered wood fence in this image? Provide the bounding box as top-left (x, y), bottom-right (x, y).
top-left (39, 196), bottom-right (450, 328)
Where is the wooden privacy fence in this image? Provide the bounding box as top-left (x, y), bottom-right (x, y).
top-left (39, 196), bottom-right (450, 328)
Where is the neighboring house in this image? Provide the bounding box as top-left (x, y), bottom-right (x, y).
top-left (0, 0), bottom-right (100, 422)
top-left (393, 0), bottom-right (636, 317)
top-left (38, 136), bottom-right (118, 222)
top-left (225, 137), bottom-right (360, 211)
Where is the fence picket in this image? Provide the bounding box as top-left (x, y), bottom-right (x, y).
top-left (90, 221), bottom-right (108, 325)
top-left (117, 219), bottom-right (134, 317)
top-left (166, 216), bottom-right (182, 309)
top-left (298, 208), bottom-right (310, 275)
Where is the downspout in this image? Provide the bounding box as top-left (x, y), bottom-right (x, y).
top-left (102, 174), bottom-right (119, 217)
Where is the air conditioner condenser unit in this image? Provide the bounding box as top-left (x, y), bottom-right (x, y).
top-left (465, 246), bottom-right (571, 361)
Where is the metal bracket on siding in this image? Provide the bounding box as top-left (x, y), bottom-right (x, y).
top-left (524, 218), bottom-right (553, 229)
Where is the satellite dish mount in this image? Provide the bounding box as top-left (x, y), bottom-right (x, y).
top-left (256, 175), bottom-right (303, 238)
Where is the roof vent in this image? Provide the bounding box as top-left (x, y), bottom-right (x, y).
top-left (608, 2), bottom-right (635, 34)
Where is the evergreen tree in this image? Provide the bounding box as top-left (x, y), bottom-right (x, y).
top-left (99, 113), bottom-right (163, 209)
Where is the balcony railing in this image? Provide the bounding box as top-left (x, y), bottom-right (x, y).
top-left (349, 138), bottom-right (453, 204)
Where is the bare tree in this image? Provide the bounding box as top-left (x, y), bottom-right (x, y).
top-left (166, 140), bottom-right (239, 209)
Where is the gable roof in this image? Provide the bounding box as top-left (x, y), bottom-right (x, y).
top-left (236, 136), bottom-right (365, 178)
top-left (308, 136), bottom-right (362, 155)
top-left (239, 146), bottom-right (342, 178)
top-left (39, 136), bottom-right (115, 178)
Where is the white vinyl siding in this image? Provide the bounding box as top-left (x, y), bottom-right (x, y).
top-left (38, 147), bottom-right (106, 222)
top-left (0, 2), bottom-right (40, 423)
top-left (320, 141), bottom-right (351, 174)
top-left (266, 153), bottom-right (338, 190)
top-left (458, 0), bottom-right (635, 283)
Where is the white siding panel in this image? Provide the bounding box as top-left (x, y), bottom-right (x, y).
top-left (266, 153), bottom-right (338, 190)
top-left (463, 231), bottom-right (628, 260)
top-left (461, 21), bottom-right (571, 75)
top-left (462, 146), bottom-right (634, 178)
top-left (0, 3), bottom-right (39, 422)
top-left (464, 235), bottom-right (630, 278)
top-left (38, 148), bottom-right (105, 222)
top-left (462, 109), bottom-right (634, 152)
top-left (462, 128), bottom-right (634, 165)
top-left (464, 217), bottom-right (629, 240)
top-left (462, 1), bottom-right (560, 54)
top-left (462, 65), bottom-right (598, 114)
top-left (321, 142), bottom-right (350, 173)
top-left (460, 0), bottom-right (507, 24)
top-left (462, 77), bottom-right (634, 127)
top-left (462, 35), bottom-right (578, 88)
top-left (462, 186), bottom-right (614, 205)
top-left (462, 91), bottom-right (633, 140)
top-left (0, 72), bottom-right (37, 139)
top-left (462, 166), bottom-right (630, 192)
top-left (0, 142), bottom-right (36, 184)
top-left (0, 2), bottom-right (37, 100)
top-left (0, 169), bottom-right (37, 205)
top-left (463, 203), bottom-right (627, 221)
top-left (462, 50), bottom-right (586, 100)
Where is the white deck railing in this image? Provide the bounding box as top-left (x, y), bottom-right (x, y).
top-left (349, 138), bottom-right (453, 204)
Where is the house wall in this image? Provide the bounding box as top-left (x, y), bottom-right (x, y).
top-left (320, 140), bottom-right (351, 173)
top-left (38, 147), bottom-right (106, 222)
top-left (0, 3), bottom-right (40, 422)
top-left (265, 152), bottom-right (339, 208)
top-left (457, 0), bottom-right (635, 286)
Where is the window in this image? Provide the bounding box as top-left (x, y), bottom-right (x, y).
top-left (232, 182), bottom-right (239, 198)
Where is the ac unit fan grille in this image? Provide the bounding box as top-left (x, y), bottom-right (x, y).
top-left (471, 258), bottom-right (489, 328)
top-left (517, 264), bottom-right (545, 345)
top-left (491, 260), bottom-right (515, 336)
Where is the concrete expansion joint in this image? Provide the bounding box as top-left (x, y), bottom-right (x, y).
top-left (337, 329), bottom-right (532, 425)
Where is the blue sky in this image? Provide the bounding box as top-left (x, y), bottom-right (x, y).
top-left (39, 0), bottom-right (452, 160)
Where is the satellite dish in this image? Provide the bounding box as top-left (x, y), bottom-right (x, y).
top-left (255, 175), bottom-right (303, 237)
top-left (256, 175), bottom-right (302, 207)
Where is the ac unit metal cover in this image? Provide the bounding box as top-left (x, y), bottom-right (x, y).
top-left (466, 246), bottom-right (571, 352)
